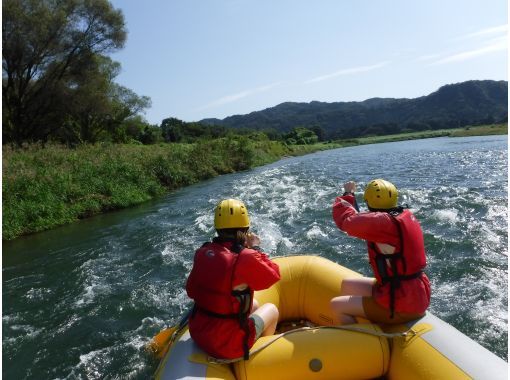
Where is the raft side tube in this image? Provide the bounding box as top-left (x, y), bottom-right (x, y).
top-left (234, 324), bottom-right (390, 380)
top-left (386, 313), bottom-right (508, 380)
top-left (154, 331), bottom-right (236, 380)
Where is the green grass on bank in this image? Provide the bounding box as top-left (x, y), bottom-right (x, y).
top-left (2, 124), bottom-right (506, 240)
top-left (448, 123), bottom-right (508, 137)
top-left (2, 137), bottom-right (341, 240)
top-left (333, 123), bottom-right (508, 146)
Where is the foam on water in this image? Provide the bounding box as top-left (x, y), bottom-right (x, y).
top-left (431, 209), bottom-right (459, 224)
top-left (161, 243), bottom-right (181, 261)
top-left (54, 314), bottom-right (80, 336)
top-left (25, 287), bottom-right (52, 301)
top-left (68, 346), bottom-right (113, 380)
top-left (306, 224), bottom-right (328, 240)
top-left (194, 213), bottom-right (213, 233)
top-left (74, 255), bottom-right (116, 307)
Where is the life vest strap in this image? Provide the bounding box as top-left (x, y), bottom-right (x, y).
top-left (231, 288), bottom-right (251, 296)
top-left (379, 270), bottom-right (423, 283)
top-left (194, 305), bottom-right (240, 319)
top-left (381, 270), bottom-right (423, 319)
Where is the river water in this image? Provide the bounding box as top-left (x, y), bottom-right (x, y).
top-left (3, 135), bottom-right (508, 379)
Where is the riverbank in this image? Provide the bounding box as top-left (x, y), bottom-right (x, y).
top-left (3, 124), bottom-right (506, 240)
top-left (2, 137), bottom-right (342, 240)
top-left (334, 123), bottom-right (508, 145)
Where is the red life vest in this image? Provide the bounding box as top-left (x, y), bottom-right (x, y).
top-left (367, 209), bottom-right (430, 315)
top-left (187, 242), bottom-right (252, 315)
top-left (186, 241), bottom-right (254, 359)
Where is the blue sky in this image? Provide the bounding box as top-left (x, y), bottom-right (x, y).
top-left (110, 0), bottom-right (508, 125)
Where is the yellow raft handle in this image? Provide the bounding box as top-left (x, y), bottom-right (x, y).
top-left (147, 326), bottom-right (178, 359)
top-left (148, 306), bottom-right (194, 359)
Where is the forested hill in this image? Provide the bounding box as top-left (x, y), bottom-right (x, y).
top-left (201, 80), bottom-right (508, 139)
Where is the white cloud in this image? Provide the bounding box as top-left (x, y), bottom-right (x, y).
top-left (304, 61), bottom-right (390, 84)
top-left (199, 82), bottom-right (282, 110)
top-left (429, 37), bottom-right (507, 65)
top-left (451, 24), bottom-right (508, 41)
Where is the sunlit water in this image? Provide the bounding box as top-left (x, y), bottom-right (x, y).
top-left (3, 135), bottom-right (508, 379)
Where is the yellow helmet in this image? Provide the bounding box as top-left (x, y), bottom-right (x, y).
top-left (364, 179), bottom-right (398, 210)
top-left (214, 199), bottom-right (250, 229)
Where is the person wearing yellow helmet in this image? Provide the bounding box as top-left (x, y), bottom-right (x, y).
top-left (363, 179), bottom-right (398, 210)
top-left (330, 180), bottom-right (431, 325)
top-left (186, 199), bottom-right (280, 360)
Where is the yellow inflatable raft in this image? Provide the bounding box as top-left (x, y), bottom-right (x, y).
top-left (153, 255), bottom-right (508, 380)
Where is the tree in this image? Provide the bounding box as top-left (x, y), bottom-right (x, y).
top-left (117, 115), bottom-right (147, 143)
top-left (284, 127), bottom-right (319, 145)
top-left (62, 55), bottom-right (121, 143)
top-left (105, 83), bottom-right (151, 138)
top-left (47, 55), bottom-right (151, 144)
top-left (3, 0), bottom-right (126, 145)
top-left (160, 118), bottom-right (228, 143)
top-left (310, 125), bottom-right (326, 141)
top-left (161, 117), bottom-right (186, 142)
top-left (261, 128), bottom-right (282, 141)
top-left (138, 125), bottom-right (162, 144)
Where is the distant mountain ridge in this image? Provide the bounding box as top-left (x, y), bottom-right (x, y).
top-left (201, 80), bottom-right (508, 139)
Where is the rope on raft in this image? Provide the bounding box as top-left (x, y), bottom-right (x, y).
top-left (207, 324), bottom-right (418, 364)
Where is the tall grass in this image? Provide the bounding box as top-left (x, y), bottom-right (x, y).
top-left (2, 137), bottom-right (343, 240)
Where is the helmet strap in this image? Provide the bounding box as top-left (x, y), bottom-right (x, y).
top-left (368, 205), bottom-right (406, 214)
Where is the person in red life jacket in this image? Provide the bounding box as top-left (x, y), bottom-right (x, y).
top-left (186, 199), bottom-right (280, 360)
top-left (330, 179), bottom-right (431, 325)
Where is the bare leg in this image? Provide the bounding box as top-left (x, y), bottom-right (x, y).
top-left (330, 277), bottom-right (376, 324)
top-left (251, 303), bottom-right (279, 336)
top-left (340, 277), bottom-right (376, 296)
top-left (251, 298), bottom-right (260, 313)
top-left (330, 295), bottom-right (366, 324)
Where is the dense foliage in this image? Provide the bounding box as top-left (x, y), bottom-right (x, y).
top-left (2, 0), bottom-right (152, 146)
top-left (158, 117), bottom-right (322, 145)
top-left (2, 137), bottom-right (337, 240)
top-left (201, 80), bottom-right (508, 139)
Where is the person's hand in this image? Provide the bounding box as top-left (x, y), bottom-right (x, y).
top-left (245, 233), bottom-right (261, 248)
top-left (343, 181), bottom-right (356, 193)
